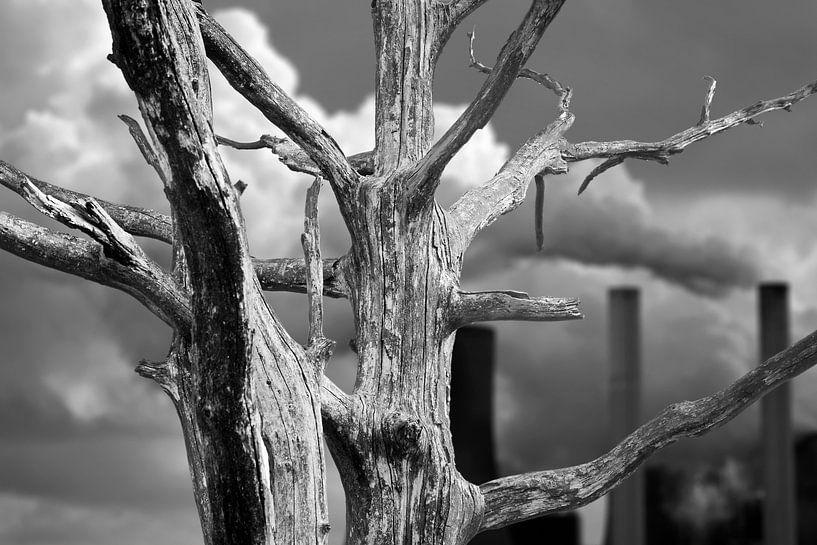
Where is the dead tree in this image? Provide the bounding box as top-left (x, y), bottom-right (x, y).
top-left (1, 1), bottom-right (816, 544)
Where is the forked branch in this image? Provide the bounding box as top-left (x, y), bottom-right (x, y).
top-left (449, 289), bottom-right (582, 331)
top-left (410, 0), bottom-right (567, 210)
top-left (0, 160), bottom-right (172, 243)
top-left (0, 212), bottom-right (191, 329)
top-left (448, 78), bottom-right (817, 254)
top-left (468, 29), bottom-right (571, 112)
top-left (448, 111), bottom-right (574, 253)
top-left (566, 78), bottom-right (817, 193)
top-left (196, 7), bottom-right (360, 202)
top-left (479, 327), bottom-right (817, 531)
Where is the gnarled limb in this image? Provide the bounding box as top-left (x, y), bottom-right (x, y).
top-left (448, 289), bottom-right (582, 331)
top-left (0, 212), bottom-right (190, 329)
top-left (0, 160), bottom-right (172, 243)
top-left (196, 6), bottom-right (359, 204)
top-left (5, 172), bottom-right (190, 330)
top-left (447, 110), bottom-right (574, 254)
top-left (564, 78), bottom-right (817, 193)
top-left (478, 327), bottom-right (817, 531)
top-left (217, 134), bottom-right (375, 177)
top-left (409, 0), bottom-right (566, 211)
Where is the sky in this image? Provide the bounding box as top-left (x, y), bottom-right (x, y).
top-left (1, 1), bottom-right (816, 544)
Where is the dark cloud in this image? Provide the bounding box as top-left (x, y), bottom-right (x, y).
top-left (463, 163), bottom-right (760, 296)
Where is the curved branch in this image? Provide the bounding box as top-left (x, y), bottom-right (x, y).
top-left (410, 0), bottom-right (566, 210)
top-left (216, 134), bottom-right (375, 177)
top-left (0, 160), bottom-right (172, 243)
top-left (448, 111), bottom-right (573, 254)
top-left (0, 212), bottom-right (191, 329)
top-left (196, 7), bottom-right (359, 202)
top-left (467, 29), bottom-right (571, 112)
top-left (479, 327), bottom-right (817, 531)
top-left (563, 78), bottom-right (817, 192)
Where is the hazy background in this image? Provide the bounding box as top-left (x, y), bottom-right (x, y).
top-left (1, 1), bottom-right (816, 544)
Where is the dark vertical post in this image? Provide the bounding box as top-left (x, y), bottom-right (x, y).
top-left (759, 283), bottom-right (796, 545)
top-left (451, 327), bottom-right (512, 545)
top-left (607, 287), bottom-right (644, 545)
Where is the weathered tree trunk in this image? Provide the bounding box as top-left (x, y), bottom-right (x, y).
top-left (327, 184), bottom-right (483, 545)
top-left (3, 1), bottom-right (817, 545)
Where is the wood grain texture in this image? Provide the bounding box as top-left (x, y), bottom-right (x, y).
top-left (104, 2), bottom-right (331, 544)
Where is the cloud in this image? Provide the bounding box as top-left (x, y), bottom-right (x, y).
top-left (462, 161), bottom-right (761, 296)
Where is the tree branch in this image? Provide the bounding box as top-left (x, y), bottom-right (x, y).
top-left (564, 78), bottom-right (817, 193)
top-left (118, 114), bottom-right (168, 184)
top-left (467, 28), bottom-right (571, 113)
top-left (301, 178), bottom-right (335, 369)
top-left (478, 327), bottom-right (817, 531)
top-left (447, 110), bottom-right (574, 254)
top-left (0, 211), bottom-right (191, 330)
top-left (5, 173), bottom-right (191, 329)
top-left (2, 156), bottom-right (347, 298)
top-left (106, 0), bottom-right (260, 315)
top-left (449, 289), bottom-right (582, 331)
top-left (253, 256), bottom-right (349, 298)
top-left (409, 0), bottom-right (566, 211)
top-left (216, 134), bottom-right (374, 177)
top-left (534, 174), bottom-right (545, 250)
top-left (0, 160), bottom-right (172, 243)
top-left (195, 6), bottom-right (359, 202)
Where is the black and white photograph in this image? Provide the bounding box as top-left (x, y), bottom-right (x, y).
top-left (1, 1), bottom-right (816, 544)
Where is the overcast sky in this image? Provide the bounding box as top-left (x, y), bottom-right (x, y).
top-left (1, 1), bottom-right (816, 544)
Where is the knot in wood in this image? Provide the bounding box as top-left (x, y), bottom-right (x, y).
top-left (382, 411), bottom-right (427, 459)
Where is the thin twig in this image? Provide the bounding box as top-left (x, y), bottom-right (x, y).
top-left (468, 27), bottom-right (572, 112)
top-left (698, 75), bottom-right (717, 126)
top-left (577, 156), bottom-right (625, 195)
top-left (118, 114), bottom-right (167, 183)
top-left (534, 174), bottom-right (545, 250)
top-left (563, 79), bottom-right (817, 188)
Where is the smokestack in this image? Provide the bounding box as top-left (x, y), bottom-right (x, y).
top-left (759, 283), bottom-right (796, 545)
top-left (607, 287), bottom-right (645, 545)
top-left (451, 327), bottom-right (513, 545)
